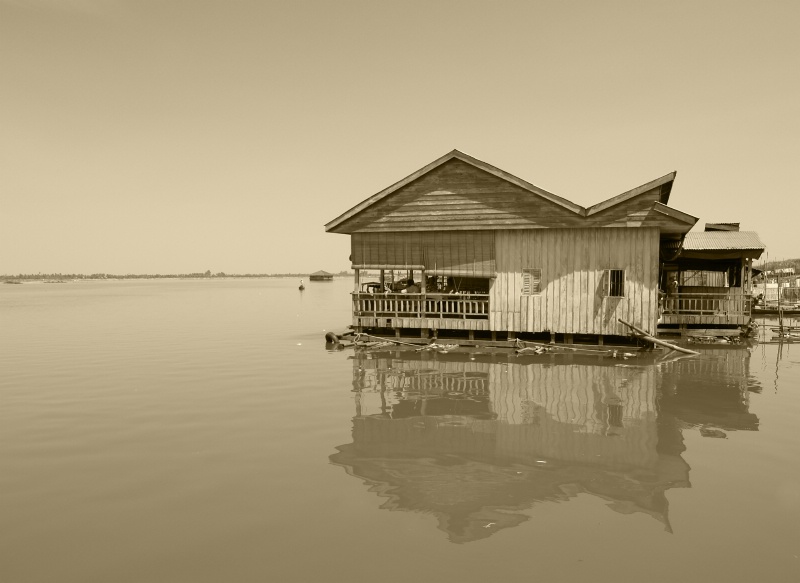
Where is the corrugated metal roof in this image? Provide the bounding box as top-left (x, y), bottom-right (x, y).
top-left (682, 231), bottom-right (765, 250)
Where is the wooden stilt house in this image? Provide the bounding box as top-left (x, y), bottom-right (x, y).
top-left (325, 150), bottom-right (756, 341)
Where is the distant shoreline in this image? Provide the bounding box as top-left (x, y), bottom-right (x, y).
top-left (1, 273), bottom-right (353, 283)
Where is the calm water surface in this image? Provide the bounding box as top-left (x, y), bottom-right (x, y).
top-left (2, 279), bottom-right (799, 582)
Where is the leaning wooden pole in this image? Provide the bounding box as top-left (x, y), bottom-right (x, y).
top-left (617, 319), bottom-right (700, 356)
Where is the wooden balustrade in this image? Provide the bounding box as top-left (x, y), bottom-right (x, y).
top-left (352, 292), bottom-right (489, 320)
top-left (664, 292), bottom-right (752, 317)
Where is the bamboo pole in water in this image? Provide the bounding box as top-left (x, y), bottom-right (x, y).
top-left (777, 265), bottom-right (784, 331)
top-left (617, 318), bottom-right (700, 355)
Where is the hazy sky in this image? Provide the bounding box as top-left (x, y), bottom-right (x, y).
top-left (2, 0), bottom-right (798, 275)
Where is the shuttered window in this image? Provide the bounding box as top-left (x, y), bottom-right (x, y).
top-left (603, 269), bottom-right (625, 297)
top-left (522, 268), bottom-right (542, 295)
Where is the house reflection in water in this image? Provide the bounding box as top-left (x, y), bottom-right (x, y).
top-left (330, 349), bottom-right (758, 543)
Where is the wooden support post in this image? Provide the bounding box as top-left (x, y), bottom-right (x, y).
top-left (354, 269), bottom-right (360, 293)
top-left (565, 333), bottom-right (573, 345)
top-left (421, 328), bottom-right (428, 339)
top-left (395, 327), bottom-right (401, 339)
top-left (740, 258), bottom-right (746, 291)
top-left (468, 330), bottom-right (474, 341)
top-left (491, 331), bottom-right (497, 341)
top-left (550, 332), bottom-right (556, 344)
top-left (598, 335), bottom-right (604, 346)
top-left (508, 331), bottom-right (516, 340)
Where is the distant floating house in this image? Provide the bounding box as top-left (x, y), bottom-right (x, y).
top-left (309, 270), bottom-right (334, 281)
top-left (325, 149), bottom-right (764, 340)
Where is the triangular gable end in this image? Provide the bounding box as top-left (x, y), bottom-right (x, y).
top-left (585, 172), bottom-right (677, 217)
top-left (325, 150), bottom-right (585, 234)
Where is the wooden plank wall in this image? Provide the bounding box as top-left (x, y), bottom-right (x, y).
top-left (339, 159), bottom-right (584, 233)
top-left (491, 227), bottom-right (660, 335)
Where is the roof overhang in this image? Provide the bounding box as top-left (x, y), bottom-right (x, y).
top-left (652, 202), bottom-right (699, 234)
top-left (677, 250), bottom-right (764, 261)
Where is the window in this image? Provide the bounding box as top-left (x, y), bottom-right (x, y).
top-left (604, 269), bottom-right (625, 297)
top-left (522, 268), bottom-right (542, 295)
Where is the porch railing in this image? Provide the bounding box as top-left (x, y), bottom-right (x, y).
top-left (352, 292), bottom-right (489, 320)
top-left (664, 292), bottom-right (752, 317)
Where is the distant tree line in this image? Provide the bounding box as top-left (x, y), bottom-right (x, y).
top-left (753, 258), bottom-right (800, 283)
top-left (756, 258), bottom-right (800, 273)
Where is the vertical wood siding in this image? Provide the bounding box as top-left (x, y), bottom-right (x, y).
top-left (493, 228), bottom-right (659, 335)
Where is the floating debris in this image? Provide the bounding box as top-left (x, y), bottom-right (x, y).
top-left (687, 335), bottom-right (742, 344)
top-left (515, 345), bottom-right (549, 355)
top-left (416, 342), bottom-right (459, 353)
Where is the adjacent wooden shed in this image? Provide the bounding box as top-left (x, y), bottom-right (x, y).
top-left (326, 150), bottom-right (701, 340)
top-left (659, 226), bottom-right (765, 333)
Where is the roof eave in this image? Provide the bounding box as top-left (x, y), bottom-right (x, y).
top-left (325, 149), bottom-right (462, 233)
top-left (653, 202), bottom-right (698, 225)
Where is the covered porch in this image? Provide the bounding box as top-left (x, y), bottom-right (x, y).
top-left (351, 266), bottom-right (490, 332)
top-left (659, 288), bottom-right (753, 326)
top-left (658, 228), bottom-right (765, 332)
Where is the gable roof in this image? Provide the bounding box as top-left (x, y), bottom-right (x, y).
top-left (325, 149), bottom-right (691, 233)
